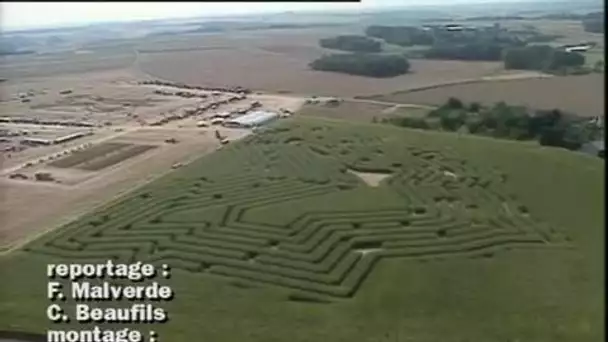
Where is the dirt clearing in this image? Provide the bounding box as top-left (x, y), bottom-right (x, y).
top-left (348, 170), bottom-right (392, 187)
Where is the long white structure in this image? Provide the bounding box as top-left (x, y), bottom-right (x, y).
top-left (224, 111), bottom-right (279, 128)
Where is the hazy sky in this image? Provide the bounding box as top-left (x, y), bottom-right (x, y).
top-left (1, 0), bottom-right (529, 30)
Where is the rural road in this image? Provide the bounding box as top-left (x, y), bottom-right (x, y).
top-left (358, 71), bottom-right (553, 99)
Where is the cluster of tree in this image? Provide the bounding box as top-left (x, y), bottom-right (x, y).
top-left (503, 45), bottom-right (585, 71)
top-left (365, 25), bottom-right (434, 46)
top-left (429, 27), bottom-right (537, 61)
top-left (309, 53), bottom-right (410, 77)
top-left (383, 97), bottom-right (602, 151)
top-left (319, 35), bottom-right (382, 53)
top-left (364, 23), bottom-right (593, 72)
top-left (366, 24), bottom-right (530, 61)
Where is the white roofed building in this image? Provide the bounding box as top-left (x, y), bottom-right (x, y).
top-left (223, 111), bottom-right (279, 128)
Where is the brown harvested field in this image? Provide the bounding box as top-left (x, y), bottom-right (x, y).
top-left (138, 50), bottom-right (512, 97)
top-left (136, 27), bottom-right (354, 53)
top-left (134, 30), bottom-right (524, 97)
top-left (460, 19), bottom-right (605, 67)
top-left (0, 47), bottom-right (136, 80)
top-left (369, 74), bottom-right (605, 117)
top-left (297, 100), bottom-right (432, 122)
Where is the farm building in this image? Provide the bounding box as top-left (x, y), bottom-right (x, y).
top-left (54, 132), bottom-right (91, 144)
top-left (579, 140), bottom-right (604, 158)
top-left (21, 131), bottom-right (91, 146)
top-left (22, 137), bottom-right (54, 145)
top-left (223, 111), bottom-right (279, 128)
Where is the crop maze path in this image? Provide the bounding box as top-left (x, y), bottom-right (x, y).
top-left (26, 122), bottom-right (571, 299)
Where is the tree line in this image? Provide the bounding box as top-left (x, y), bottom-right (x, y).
top-left (311, 21), bottom-right (600, 77)
top-left (382, 97), bottom-right (602, 152)
top-left (309, 53), bottom-right (410, 77)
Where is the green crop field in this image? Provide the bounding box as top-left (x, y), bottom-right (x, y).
top-left (0, 117), bottom-right (603, 342)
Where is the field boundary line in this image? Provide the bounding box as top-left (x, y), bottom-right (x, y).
top-left (357, 73), bottom-right (554, 100)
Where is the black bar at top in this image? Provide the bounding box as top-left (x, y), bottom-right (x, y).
top-left (203, 0), bottom-right (361, 2)
top-left (204, 0), bottom-right (361, 2)
top-left (177, 0), bottom-right (362, 2)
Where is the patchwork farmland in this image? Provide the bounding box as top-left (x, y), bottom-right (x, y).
top-left (2, 118), bottom-right (602, 341)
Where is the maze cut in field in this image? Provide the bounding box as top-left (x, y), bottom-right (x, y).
top-left (27, 119), bottom-right (570, 299)
top-left (49, 143), bottom-right (157, 171)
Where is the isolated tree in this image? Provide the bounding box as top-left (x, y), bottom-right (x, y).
top-left (446, 97), bottom-right (464, 110)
